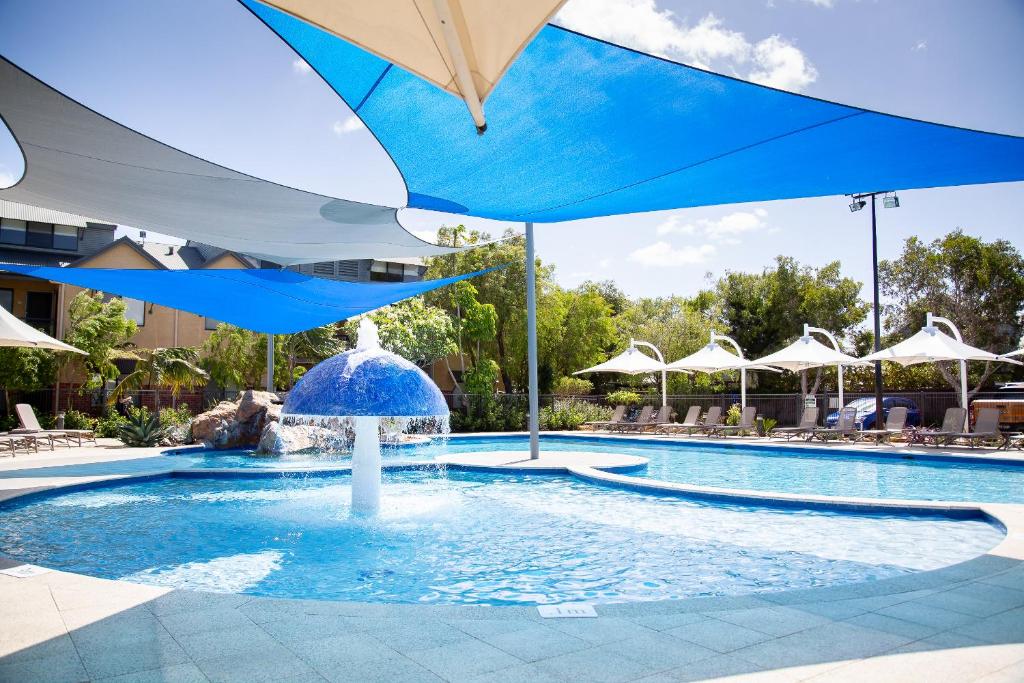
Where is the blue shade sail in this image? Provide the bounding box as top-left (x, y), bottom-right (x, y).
top-left (0, 265), bottom-right (501, 334)
top-left (243, 1), bottom-right (1024, 223)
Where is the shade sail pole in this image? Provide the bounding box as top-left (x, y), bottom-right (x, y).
top-left (432, 0), bottom-right (487, 133)
top-left (266, 333), bottom-right (275, 392)
top-left (711, 332), bottom-right (747, 408)
top-left (805, 323), bottom-right (846, 411)
top-left (525, 222), bottom-right (540, 460)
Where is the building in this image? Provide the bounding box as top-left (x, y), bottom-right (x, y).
top-left (0, 200), bottom-right (428, 413)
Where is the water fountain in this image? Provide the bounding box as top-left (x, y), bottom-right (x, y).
top-left (281, 318), bottom-right (449, 515)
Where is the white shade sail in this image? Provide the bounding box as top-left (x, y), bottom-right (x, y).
top-left (860, 326), bottom-right (1014, 367)
top-left (0, 57), bottom-right (465, 266)
top-left (1003, 349), bottom-right (1024, 359)
top-left (0, 305), bottom-right (84, 354)
top-left (749, 335), bottom-right (863, 371)
top-left (255, 0), bottom-right (566, 132)
top-left (667, 341), bottom-right (778, 373)
top-left (574, 346), bottom-right (666, 376)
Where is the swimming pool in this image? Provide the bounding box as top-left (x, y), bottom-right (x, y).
top-left (175, 434), bottom-right (1024, 503)
top-left (0, 468), bottom-right (1000, 605)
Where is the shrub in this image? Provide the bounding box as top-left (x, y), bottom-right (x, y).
top-left (551, 377), bottom-right (593, 396)
top-left (725, 403), bottom-right (742, 426)
top-left (605, 390), bottom-right (643, 407)
top-left (540, 399), bottom-right (611, 431)
top-left (760, 417), bottom-right (777, 436)
top-left (95, 412), bottom-right (128, 438)
top-left (158, 405), bottom-right (192, 427)
top-left (450, 394), bottom-right (526, 433)
top-left (62, 409), bottom-right (97, 431)
top-left (119, 407), bottom-right (169, 447)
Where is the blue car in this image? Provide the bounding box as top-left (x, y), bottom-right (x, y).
top-left (825, 397), bottom-right (922, 430)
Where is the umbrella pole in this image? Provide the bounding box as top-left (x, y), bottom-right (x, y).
top-left (525, 222), bottom-right (540, 460)
top-left (838, 364), bottom-right (844, 410)
top-left (740, 368), bottom-right (746, 408)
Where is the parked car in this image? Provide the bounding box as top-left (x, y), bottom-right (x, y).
top-left (825, 397), bottom-right (922, 430)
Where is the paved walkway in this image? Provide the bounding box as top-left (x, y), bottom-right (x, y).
top-left (1, 437), bottom-right (1023, 682)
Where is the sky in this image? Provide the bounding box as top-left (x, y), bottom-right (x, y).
top-left (0, 0), bottom-right (1022, 301)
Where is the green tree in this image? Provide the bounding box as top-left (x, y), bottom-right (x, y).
top-left (62, 291), bottom-right (138, 391)
top-left (201, 324), bottom-right (266, 391)
top-left (279, 323), bottom-right (345, 389)
top-left (715, 256), bottom-right (868, 394)
top-left (109, 347), bottom-right (208, 410)
top-left (0, 347), bottom-right (57, 416)
top-left (879, 230), bottom-right (1024, 397)
top-left (350, 297), bottom-right (457, 368)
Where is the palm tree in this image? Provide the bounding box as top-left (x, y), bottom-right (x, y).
top-left (281, 324), bottom-right (344, 389)
top-left (109, 347), bottom-right (208, 411)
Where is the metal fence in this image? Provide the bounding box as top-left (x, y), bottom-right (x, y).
top-left (443, 390), bottom-right (1024, 428)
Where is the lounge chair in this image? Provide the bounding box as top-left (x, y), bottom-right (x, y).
top-left (0, 433), bottom-right (40, 457)
top-left (710, 406), bottom-right (757, 437)
top-left (911, 407), bottom-right (967, 447)
top-left (612, 405), bottom-right (653, 433)
top-left (773, 407), bottom-right (819, 441)
top-left (810, 406), bottom-right (858, 442)
top-left (660, 406), bottom-right (701, 435)
top-left (586, 405), bottom-right (626, 431)
top-left (854, 406), bottom-right (908, 445)
top-left (689, 406), bottom-right (724, 436)
top-left (639, 405), bottom-right (674, 433)
top-left (946, 407), bottom-right (1003, 449)
top-left (13, 403), bottom-right (96, 447)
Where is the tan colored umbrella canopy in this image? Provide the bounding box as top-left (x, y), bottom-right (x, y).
top-left (256, 0), bottom-right (566, 132)
top-left (0, 305), bottom-right (84, 354)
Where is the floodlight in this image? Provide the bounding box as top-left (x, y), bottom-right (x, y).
top-left (849, 199), bottom-right (866, 212)
top-left (883, 193), bottom-right (900, 209)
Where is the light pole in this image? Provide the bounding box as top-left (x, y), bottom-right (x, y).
top-left (849, 191), bottom-right (899, 428)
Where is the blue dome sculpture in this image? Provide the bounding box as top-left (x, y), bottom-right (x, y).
top-left (283, 319), bottom-right (448, 419)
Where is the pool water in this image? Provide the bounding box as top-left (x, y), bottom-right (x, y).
top-left (178, 434), bottom-right (1024, 503)
top-left (0, 469), bottom-right (1000, 605)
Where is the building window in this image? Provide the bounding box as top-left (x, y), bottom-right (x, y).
top-left (204, 317), bottom-right (219, 330)
top-left (53, 224), bottom-right (78, 250)
top-left (24, 291), bottom-right (55, 336)
top-left (369, 261), bottom-right (404, 282)
top-left (0, 288), bottom-right (12, 313)
top-left (0, 218), bottom-right (26, 245)
top-left (122, 298), bottom-right (146, 326)
top-left (26, 222), bottom-right (53, 248)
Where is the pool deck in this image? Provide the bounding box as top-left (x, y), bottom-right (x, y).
top-left (2, 434), bottom-right (1024, 682)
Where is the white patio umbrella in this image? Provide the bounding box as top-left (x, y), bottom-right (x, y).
top-left (574, 342), bottom-right (668, 407)
top-left (860, 312), bottom-right (1020, 426)
top-left (747, 324), bottom-right (864, 408)
top-left (254, 0), bottom-right (567, 133)
top-left (0, 305), bottom-right (84, 354)
top-left (666, 332), bottom-right (774, 407)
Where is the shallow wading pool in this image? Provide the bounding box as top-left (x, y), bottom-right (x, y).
top-left (0, 467), bottom-right (1002, 605)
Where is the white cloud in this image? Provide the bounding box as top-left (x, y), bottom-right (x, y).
top-left (598, 258), bottom-right (612, 268)
top-left (292, 58), bottom-right (312, 74)
top-left (748, 35), bottom-right (818, 91)
top-left (628, 241), bottom-right (716, 266)
top-left (913, 40), bottom-right (928, 51)
top-left (332, 116), bottom-right (365, 135)
top-left (0, 169), bottom-right (14, 189)
top-left (799, 0), bottom-right (833, 7)
top-left (655, 209), bottom-right (769, 242)
top-left (556, 0), bottom-right (817, 92)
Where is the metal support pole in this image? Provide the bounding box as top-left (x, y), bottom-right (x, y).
top-left (631, 339), bottom-right (668, 407)
top-left (266, 332), bottom-right (274, 393)
top-left (805, 323), bottom-right (847, 411)
top-left (711, 332), bottom-right (748, 408)
top-left (928, 312), bottom-right (970, 430)
top-left (525, 222), bottom-right (540, 459)
top-left (870, 194), bottom-right (884, 428)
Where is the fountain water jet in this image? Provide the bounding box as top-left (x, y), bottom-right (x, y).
top-left (281, 318), bottom-right (449, 515)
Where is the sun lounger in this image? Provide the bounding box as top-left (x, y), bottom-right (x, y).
top-left (660, 406), bottom-right (701, 434)
top-left (773, 406), bottom-right (819, 441)
top-left (911, 407), bottom-right (967, 447)
top-left (709, 406), bottom-right (757, 437)
top-left (946, 407), bottom-right (1003, 448)
top-left (689, 406), bottom-right (724, 436)
top-left (639, 405), bottom-right (674, 433)
top-left (14, 404), bottom-right (96, 447)
top-left (854, 406), bottom-right (908, 445)
top-left (810, 406), bottom-right (858, 442)
top-left (613, 405), bottom-right (654, 433)
top-left (0, 432), bottom-right (40, 457)
top-left (587, 405), bottom-right (626, 431)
